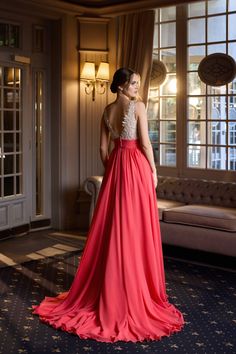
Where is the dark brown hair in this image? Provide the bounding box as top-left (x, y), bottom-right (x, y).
top-left (110, 67), bottom-right (137, 94)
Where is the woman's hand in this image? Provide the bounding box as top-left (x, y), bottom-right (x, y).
top-left (152, 169), bottom-right (158, 188)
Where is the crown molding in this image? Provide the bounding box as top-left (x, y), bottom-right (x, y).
top-left (79, 49), bottom-right (109, 54)
top-left (77, 16), bottom-right (110, 23)
top-left (0, 0), bottom-right (201, 19)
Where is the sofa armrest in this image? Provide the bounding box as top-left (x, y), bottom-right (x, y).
top-left (83, 176), bottom-right (103, 224)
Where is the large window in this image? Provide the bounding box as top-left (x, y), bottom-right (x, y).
top-left (148, 7), bottom-right (177, 167)
top-left (148, 0), bottom-right (236, 176)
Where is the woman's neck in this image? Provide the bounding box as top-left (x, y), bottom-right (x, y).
top-left (117, 92), bottom-right (131, 102)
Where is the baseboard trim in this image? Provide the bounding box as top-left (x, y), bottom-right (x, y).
top-left (0, 219), bottom-right (51, 241)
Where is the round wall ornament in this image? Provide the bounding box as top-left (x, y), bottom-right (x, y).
top-left (150, 59), bottom-right (167, 88)
top-left (198, 53), bottom-right (236, 86)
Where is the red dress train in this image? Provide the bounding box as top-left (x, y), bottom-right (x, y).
top-left (33, 137), bottom-right (184, 342)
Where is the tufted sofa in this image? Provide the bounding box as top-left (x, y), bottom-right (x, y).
top-left (84, 176), bottom-right (236, 257)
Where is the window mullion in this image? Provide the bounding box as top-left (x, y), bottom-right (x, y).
top-left (176, 4), bottom-right (188, 177)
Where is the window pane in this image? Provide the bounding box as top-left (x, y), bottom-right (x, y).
top-left (15, 68), bottom-right (21, 88)
top-left (188, 45), bottom-right (205, 70)
top-left (16, 175), bottom-right (22, 194)
top-left (153, 24), bottom-right (159, 48)
top-left (188, 97), bottom-right (206, 119)
top-left (188, 145), bottom-right (206, 168)
top-left (4, 176), bottom-right (14, 196)
top-left (229, 0), bottom-right (236, 12)
top-left (4, 133), bottom-right (14, 152)
top-left (160, 144), bottom-right (176, 166)
top-left (228, 78), bottom-right (236, 95)
top-left (207, 96), bottom-right (227, 119)
top-left (160, 121), bottom-right (176, 143)
top-left (148, 120), bottom-right (158, 139)
top-left (161, 75), bottom-right (177, 95)
top-left (16, 154), bottom-right (21, 173)
top-left (229, 122), bottom-right (236, 145)
top-left (160, 22), bottom-right (176, 47)
top-left (229, 147), bottom-right (236, 170)
top-left (160, 48), bottom-right (176, 72)
top-left (207, 43), bottom-right (226, 55)
top-left (16, 133), bottom-right (20, 151)
top-left (188, 121), bottom-right (206, 144)
top-left (9, 25), bottom-right (19, 48)
top-left (188, 2), bottom-right (205, 17)
top-left (4, 89), bottom-right (14, 108)
top-left (228, 42), bottom-right (236, 61)
top-left (0, 23), bottom-right (8, 46)
top-left (16, 111), bottom-right (20, 130)
top-left (208, 0), bottom-right (226, 14)
top-left (229, 97), bottom-right (236, 117)
top-left (4, 154), bottom-right (14, 174)
top-left (15, 90), bottom-right (20, 109)
top-left (3, 111), bottom-right (14, 130)
top-left (229, 14), bottom-right (236, 40)
top-left (208, 15), bottom-right (226, 42)
top-left (207, 85), bottom-right (227, 95)
top-left (208, 121), bottom-right (226, 145)
top-left (188, 72), bottom-right (206, 95)
top-left (188, 19), bottom-right (205, 44)
top-left (160, 97), bottom-right (176, 119)
top-left (147, 98), bottom-right (159, 119)
top-left (207, 147), bottom-right (226, 169)
top-left (4, 67), bottom-right (14, 86)
top-left (160, 6), bottom-right (176, 21)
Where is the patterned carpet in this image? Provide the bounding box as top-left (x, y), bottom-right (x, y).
top-left (0, 251), bottom-right (235, 354)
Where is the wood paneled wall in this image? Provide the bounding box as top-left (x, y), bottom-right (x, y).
top-left (78, 17), bottom-right (117, 187)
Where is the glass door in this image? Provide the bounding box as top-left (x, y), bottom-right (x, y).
top-left (0, 64), bottom-right (29, 230)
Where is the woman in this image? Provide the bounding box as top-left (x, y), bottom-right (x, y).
top-left (33, 68), bottom-right (185, 342)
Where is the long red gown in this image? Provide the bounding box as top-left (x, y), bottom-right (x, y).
top-left (33, 100), bottom-right (184, 342)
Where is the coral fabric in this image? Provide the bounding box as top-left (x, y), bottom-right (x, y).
top-left (33, 139), bottom-right (184, 342)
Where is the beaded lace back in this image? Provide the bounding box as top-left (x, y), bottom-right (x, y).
top-left (104, 100), bottom-right (138, 140)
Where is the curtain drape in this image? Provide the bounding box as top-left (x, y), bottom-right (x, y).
top-left (117, 10), bottom-right (155, 104)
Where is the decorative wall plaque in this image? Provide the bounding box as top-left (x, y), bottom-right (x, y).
top-left (198, 53), bottom-right (236, 86)
top-left (150, 59), bottom-right (167, 88)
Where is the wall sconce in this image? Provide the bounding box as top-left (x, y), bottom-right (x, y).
top-left (80, 61), bottom-right (109, 101)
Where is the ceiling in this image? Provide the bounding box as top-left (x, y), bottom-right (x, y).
top-left (57, 0), bottom-right (200, 16)
top-left (61, 0), bottom-right (144, 8)
top-left (0, 0), bottom-right (200, 19)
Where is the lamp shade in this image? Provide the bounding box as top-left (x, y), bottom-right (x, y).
top-left (80, 62), bottom-right (95, 81)
top-left (96, 62), bottom-right (109, 81)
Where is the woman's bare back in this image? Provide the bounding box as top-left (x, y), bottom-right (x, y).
top-left (104, 99), bottom-right (138, 140)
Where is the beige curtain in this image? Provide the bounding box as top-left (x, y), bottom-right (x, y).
top-left (117, 10), bottom-right (155, 104)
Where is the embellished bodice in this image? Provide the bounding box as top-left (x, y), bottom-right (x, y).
top-left (104, 100), bottom-right (138, 140)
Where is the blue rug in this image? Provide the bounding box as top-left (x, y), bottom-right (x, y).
top-left (0, 251), bottom-right (235, 354)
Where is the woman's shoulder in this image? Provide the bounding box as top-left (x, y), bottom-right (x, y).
top-left (134, 99), bottom-right (146, 112)
top-left (104, 101), bottom-right (116, 114)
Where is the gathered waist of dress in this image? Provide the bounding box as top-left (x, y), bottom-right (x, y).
top-left (114, 138), bottom-right (140, 149)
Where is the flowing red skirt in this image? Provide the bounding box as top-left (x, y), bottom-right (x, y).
top-left (33, 138), bottom-right (184, 342)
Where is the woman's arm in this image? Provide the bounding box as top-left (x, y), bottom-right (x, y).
top-left (136, 101), bottom-right (157, 187)
top-left (100, 113), bottom-right (110, 168)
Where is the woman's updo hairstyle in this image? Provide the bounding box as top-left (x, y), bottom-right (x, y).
top-left (110, 67), bottom-right (136, 94)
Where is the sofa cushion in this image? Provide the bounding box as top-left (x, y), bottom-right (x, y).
top-left (163, 204), bottom-right (236, 232)
top-left (157, 199), bottom-right (185, 220)
top-left (157, 176), bottom-right (236, 208)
